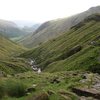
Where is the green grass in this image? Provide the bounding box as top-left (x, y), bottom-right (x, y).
top-left (0, 79), bottom-right (26, 99)
top-left (0, 35), bottom-right (26, 58)
top-left (0, 71), bottom-right (83, 100)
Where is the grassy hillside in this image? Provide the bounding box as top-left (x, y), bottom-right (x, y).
top-left (0, 35), bottom-right (31, 74)
top-left (21, 14), bottom-right (100, 73)
top-left (0, 35), bottom-right (23, 58)
top-left (19, 6), bottom-right (100, 48)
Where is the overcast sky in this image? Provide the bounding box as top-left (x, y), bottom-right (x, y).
top-left (0, 0), bottom-right (100, 23)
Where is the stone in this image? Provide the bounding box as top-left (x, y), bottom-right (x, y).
top-left (80, 79), bottom-right (87, 83)
top-left (66, 45), bottom-right (82, 57)
top-left (92, 83), bottom-right (100, 89)
top-left (32, 84), bottom-right (37, 87)
top-left (26, 87), bottom-right (36, 93)
top-left (72, 73), bottom-right (78, 76)
top-left (37, 68), bottom-right (41, 74)
top-left (26, 92), bottom-right (31, 96)
top-left (58, 90), bottom-right (80, 100)
top-left (81, 74), bottom-right (87, 79)
top-left (50, 77), bottom-right (60, 84)
top-left (34, 93), bottom-right (49, 100)
top-left (0, 71), bottom-right (6, 77)
top-left (72, 87), bottom-right (100, 99)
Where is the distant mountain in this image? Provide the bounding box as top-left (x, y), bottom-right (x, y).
top-left (21, 14), bottom-right (100, 73)
top-left (19, 6), bottom-right (100, 48)
top-left (13, 20), bottom-right (41, 28)
top-left (0, 19), bottom-right (26, 38)
top-left (12, 24), bottom-right (40, 45)
top-left (0, 19), bottom-right (40, 39)
top-left (0, 19), bottom-right (17, 27)
top-left (22, 24), bottom-right (40, 33)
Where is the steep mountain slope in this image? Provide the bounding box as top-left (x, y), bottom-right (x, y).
top-left (19, 6), bottom-right (100, 48)
top-left (0, 35), bottom-right (25, 58)
top-left (21, 14), bottom-right (100, 73)
top-left (0, 35), bottom-right (30, 74)
top-left (0, 19), bottom-right (26, 38)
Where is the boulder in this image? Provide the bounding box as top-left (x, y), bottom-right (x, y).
top-left (66, 45), bottom-right (82, 57)
top-left (72, 87), bottom-right (100, 99)
top-left (59, 45), bottom-right (82, 60)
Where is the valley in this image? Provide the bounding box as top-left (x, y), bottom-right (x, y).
top-left (0, 6), bottom-right (100, 100)
top-left (21, 14), bottom-right (100, 73)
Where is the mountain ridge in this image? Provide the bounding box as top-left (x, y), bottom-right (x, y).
top-left (19, 6), bottom-right (100, 48)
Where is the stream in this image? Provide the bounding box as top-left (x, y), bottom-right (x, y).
top-left (28, 59), bottom-right (41, 74)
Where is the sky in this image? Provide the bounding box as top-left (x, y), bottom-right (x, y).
top-left (0, 0), bottom-right (100, 23)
